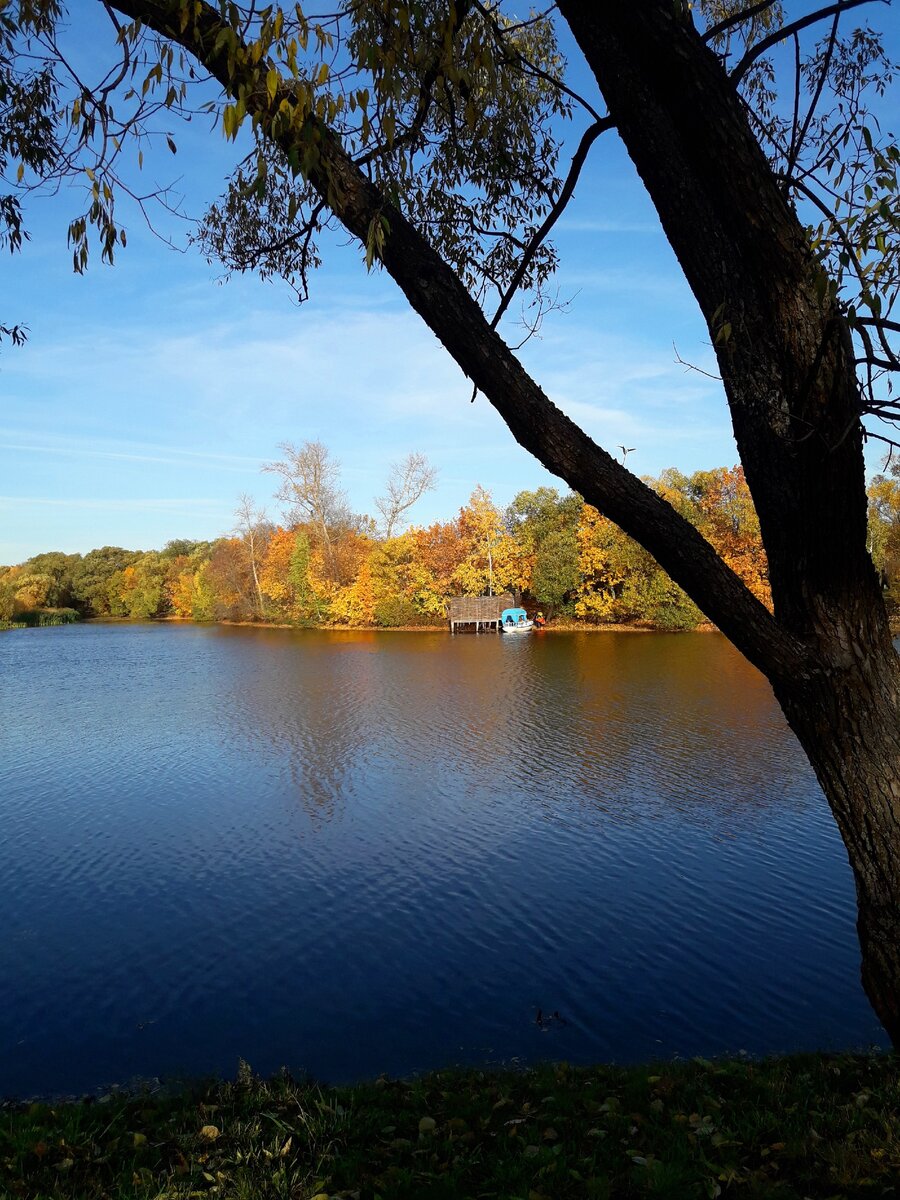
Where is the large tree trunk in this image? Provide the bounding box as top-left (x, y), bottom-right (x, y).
top-left (773, 639), bottom-right (900, 1044)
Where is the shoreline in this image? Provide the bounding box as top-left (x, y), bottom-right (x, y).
top-left (21, 613), bottom-right (900, 637)
top-left (156, 616), bottom-right (722, 634)
top-left (6, 1050), bottom-right (898, 1197)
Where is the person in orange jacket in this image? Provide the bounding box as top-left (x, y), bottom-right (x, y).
top-left (534, 611), bottom-right (546, 629)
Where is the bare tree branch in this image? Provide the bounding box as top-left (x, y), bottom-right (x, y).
top-left (375, 452), bottom-right (438, 538)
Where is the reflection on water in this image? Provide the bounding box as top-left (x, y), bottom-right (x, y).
top-left (0, 623), bottom-right (886, 1098)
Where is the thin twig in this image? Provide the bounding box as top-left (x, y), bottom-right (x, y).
top-left (673, 342), bottom-right (723, 381)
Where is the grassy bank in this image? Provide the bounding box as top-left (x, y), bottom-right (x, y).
top-left (4, 1053), bottom-right (899, 1199)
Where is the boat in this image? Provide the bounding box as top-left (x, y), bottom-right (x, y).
top-left (499, 607), bottom-right (533, 633)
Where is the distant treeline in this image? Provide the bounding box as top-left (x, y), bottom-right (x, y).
top-left (4, 465), bottom-right (899, 631)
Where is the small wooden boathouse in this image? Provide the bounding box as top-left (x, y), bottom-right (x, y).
top-left (447, 593), bottom-right (515, 633)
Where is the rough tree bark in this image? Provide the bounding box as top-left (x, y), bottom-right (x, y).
top-left (110, 0), bottom-right (900, 1041)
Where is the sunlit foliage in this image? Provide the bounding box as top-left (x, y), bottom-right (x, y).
top-left (1, 462), bottom-right (791, 631)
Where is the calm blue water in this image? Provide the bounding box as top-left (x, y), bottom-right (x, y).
top-left (0, 623), bottom-right (887, 1097)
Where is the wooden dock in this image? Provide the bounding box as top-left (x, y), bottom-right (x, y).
top-left (447, 593), bottom-right (515, 633)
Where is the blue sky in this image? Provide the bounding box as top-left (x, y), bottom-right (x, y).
top-left (0, 5), bottom-right (893, 563)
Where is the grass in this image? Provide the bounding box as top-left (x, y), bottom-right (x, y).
top-left (7, 609), bottom-right (80, 628)
top-left (3, 1053), bottom-right (899, 1199)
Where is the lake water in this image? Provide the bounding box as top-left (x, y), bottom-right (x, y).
top-left (0, 623), bottom-right (887, 1098)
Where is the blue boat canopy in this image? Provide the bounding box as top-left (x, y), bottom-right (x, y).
top-left (500, 607), bottom-right (529, 624)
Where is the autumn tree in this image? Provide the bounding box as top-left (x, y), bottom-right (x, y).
top-left (369, 530), bottom-right (427, 625)
top-left (18, 551), bottom-right (80, 607)
top-left (110, 552), bottom-right (167, 619)
top-left (264, 441), bottom-right (348, 568)
top-left (11, 572), bottom-right (55, 611)
top-left (682, 467), bottom-right (771, 609)
top-left (575, 501), bottom-right (703, 630)
top-left (331, 548), bottom-right (376, 625)
top-left (7, 1), bottom-right (900, 1042)
top-left (203, 537), bottom-right (259, 621)
top-left (455, 485), bottom-right (530, 598)
top-left (868, 467), bottom-right (900, 610)
top-left (70, 547), bottom-right (141, 616)
top-left (410, 520), bottom-right (470, 617)
top-left (257, 525), bottom-right (296, 619)
top-left (233, 493), bottom-right (270, 619)
top-left (374, 452), bottom-right (438, 540)
top-left (0, 571), bottom-right (17, 621)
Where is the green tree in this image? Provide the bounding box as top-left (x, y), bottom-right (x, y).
top-left (288, 529), bottom-right (320, 623)
top-left (161, 538), bottom-right (209, 560)
top-left (13, 571), bottom-right (54, 610)
top-left (6, 1), bottom-right (900, 1043)
top-left (125, 552), bottom-right (168, 619)
top-left (189, 560), bottom-right (217, 622)
top-left (507, 488), bottom-right (582, 612)
top-left (71, 546), bottom-right (141, 616)
top-left (530, 529), bottom-right (579, 613)
top-left (20, 551), bottom-right (81, 607)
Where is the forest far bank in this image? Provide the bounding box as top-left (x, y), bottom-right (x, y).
top-left (5, 463), bottom-right (900, 634)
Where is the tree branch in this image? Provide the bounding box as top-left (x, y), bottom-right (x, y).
top-left (490, 115), bottom-right (613, 331)
top-left (731, 0), bottom-right (884, 88)
top-left (703, 0), bottom-right (781, 44)
top-left (785, 9), bottom-right (840, 181)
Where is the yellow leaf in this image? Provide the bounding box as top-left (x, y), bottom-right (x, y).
top-left (133, 1132), bottom-right (147, 1147)
top-left (199, 1124), bottom-right (220, 1142)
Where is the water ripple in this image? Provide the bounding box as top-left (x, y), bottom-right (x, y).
top-left (0, 624), bottom-right (885, 1098)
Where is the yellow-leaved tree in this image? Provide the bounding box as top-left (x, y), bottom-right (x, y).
top-left (330, 550), bottom-right (376, 626)
top-left (259, 526), bottom-right (297, 620)
top-left (574, 504), bottom-right (622, 622)
top-left (453, 486), bottom-right (530, 598)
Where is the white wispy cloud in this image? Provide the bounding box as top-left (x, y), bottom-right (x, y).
top-left (1, 266), bottom-right (741, 558)
top-left (0, 436), bottom-right (261, 470)
top-left (0, 496), bottom-right (227, 511)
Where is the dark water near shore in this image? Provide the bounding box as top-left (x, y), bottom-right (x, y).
top-left (0, 623), bottom-right (887, 1097)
